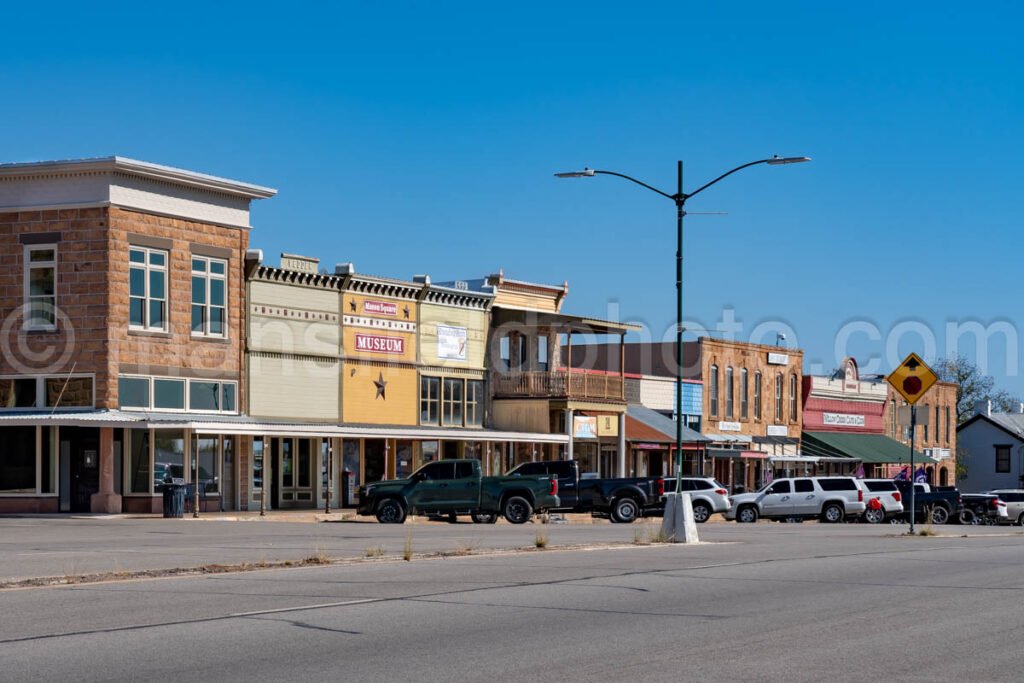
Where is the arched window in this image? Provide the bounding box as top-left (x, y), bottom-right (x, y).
top-left (754, 372), bottom-right (762, 420)
top-left (939, 467), bottom-right (948, 487)
top-left (710, 365), bottom-right (719, 418)
top-left (775, 374), bottom-right (784, 423)
top-left (725, 367), bottom-right (734, 418)
top-left (740, 369), bottom-right (749, 419)
top-left (890, 399), bottom-right (896, 438)
top-left (789, 374), bottom-right (798, 423)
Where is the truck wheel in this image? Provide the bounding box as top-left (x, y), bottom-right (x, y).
top-left (692, 501), bottom-right (712, 523)
top-left (610, 497), bottom-right (640, 524)
top-left (471, 512), bottom-right (498, 524)
top-left (930, 506), bottom-right (950, 525)
top-left (958, 508), bottom-right (976, 525)
top-left (864, 507), bottom-right (885, 524)
top-left (736, 505), bottom-right (758, 523)
top-left (1017, 512), bottom-right (1024, 527)
top-left (821, 503), bottom-right (844, 523)
top-left (375, 498), bottom-right (406, 524)
top-left (503, 496), bottom-right (533, 524)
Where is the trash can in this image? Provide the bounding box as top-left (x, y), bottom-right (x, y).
top-left (162, 479), bottom-right (186, 518)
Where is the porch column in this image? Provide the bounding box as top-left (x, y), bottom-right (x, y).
top-left (565, 409), bottom-right (574, 460)
top-left (617, 412), bottom-right (626, 478)
top-left (90, 427), bottom-right (122, 513)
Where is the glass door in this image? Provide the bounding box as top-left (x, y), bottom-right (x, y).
top-left (278, 438), bottom-right (315, 508)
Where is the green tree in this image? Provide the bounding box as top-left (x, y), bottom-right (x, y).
top-left (935, 355), bottom-right (994, 424)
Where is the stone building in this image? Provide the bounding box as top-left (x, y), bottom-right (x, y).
top-left (0, 157), bottom-right (273, 513)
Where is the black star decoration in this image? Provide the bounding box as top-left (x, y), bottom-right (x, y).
top-left (373, 372), bottom-right (387, 400)
top-left (403, 305), bottom-right (410, 319)
top-left (349, 300), bottom-right (357, 312)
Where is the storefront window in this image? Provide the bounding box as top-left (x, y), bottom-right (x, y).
top-left (0, 378), bottom-right (37, 408)
top-left (45, 377), bottom-right (93, 408)
top-left (364, 439), bottom-right (386, 483)
top-left (464, 441), bottom-right (482, 461)
top-left (40, 427), bottom-right (54, 493)
top-left (342, 440), bottom-right (360, 483)
top-left (418, 441), bottom-right (439, 471)
top-left (196, 437), bottom-right (218, 494)
top-left (253, 438), bottom-right (264, 491)
top-left (128, 429), bottom-right (151, 494)
top-left (119, 377), bottom-right (150, 409)
top-left (281, 439), bottom-right (293, 488)
top-left (0, 426), bottom-right (35, 492)
top-left (515, 442), bottom-right (534, 467)
top-left (395, 441), bottom-right (413, 479)
top-left (153, 430), bottom-right (185, 488)
top-left (298, 439), bottom-right (311, 488)
top-left (442, 378), bottom-right (463, 426)
top-left (190, 381), bottom-right (221, 412)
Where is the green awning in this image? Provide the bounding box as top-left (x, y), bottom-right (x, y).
top-left (802, 432), bottom-right (938, 464)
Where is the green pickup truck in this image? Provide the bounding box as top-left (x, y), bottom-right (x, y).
top-left (357, 459), bottom-right (559, 524)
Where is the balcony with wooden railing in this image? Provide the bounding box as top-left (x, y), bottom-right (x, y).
top-left (491, 370), bottom-right (624, 401)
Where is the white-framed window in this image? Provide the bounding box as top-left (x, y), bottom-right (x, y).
top-left (421, 375), bottom-right (484, 427)
top-left (118, 375), bottom-right (238, 414)
top-left (442, 378), bottom-right (464, 426)
top-left (775, 373), bottom-right (784, 423)
top-left (0, 375), bottom-right (95, 411)
top-left (420, 376), bottom-right (440, 425)
top-left (0, 425), bottom-right (57, 495)
top-left (24, 244), bottom-right (57, 330)
top-left (129, 247), bottom-right (168, 331)
top-left (740, 368), bottom-right (749, 419)
top-left (709, 365), bottom-right (719, 418)
top-left (725, 367), bottom-right (734, 418)
top-left (191, 256), bottom-right (227, 337)
top-left (466, 380), bottom-right (484, 426)
top-left (789, 374), bottom-right (798, 423)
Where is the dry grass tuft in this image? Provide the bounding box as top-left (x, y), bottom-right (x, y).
top-left (364, 546), bottom-right (386, 558)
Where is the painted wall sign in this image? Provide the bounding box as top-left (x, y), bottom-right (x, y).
top-left (596, 415), bottom-right (619, 437)
top-left (363, 300), bottom-right (398, 317)
top-left (633, 443), bottom-right (665, 451)
top-left (573, 416), bottom-right (598, 439)
top-left (437, 324), bottom-right (468, 361)
top-left (766, 425), bottom-right (789, 436)
top-left (353, 334), bottom-right (405, 354)
top-left (718, 421), bottom-right (741, 432)
top-left (823, 412), bottom-right (866, 427)
top-left (767, 352), bottom-right (790, 365)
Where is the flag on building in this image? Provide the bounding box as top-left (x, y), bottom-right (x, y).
top-left (854, 464), bottom-right (866, 479)
top-left (914, 466), bottom-right (928, 483)
top-left (894, 466), bottom-right (909, 481)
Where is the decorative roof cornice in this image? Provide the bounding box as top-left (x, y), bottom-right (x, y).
top-left (0, 156), bottom-right (276, 200)
top-left (423, 286), bottom-right (493, 310)
top-left (347, 275), bottom-right (421, 300)
top-left (253, 265), bottom-right (342, 290)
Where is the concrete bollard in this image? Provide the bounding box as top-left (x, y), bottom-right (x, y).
top-left (660, 491), bottom-right (699, 544)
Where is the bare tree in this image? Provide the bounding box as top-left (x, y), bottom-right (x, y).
top-left (935, 355), bottom-right (994, 424)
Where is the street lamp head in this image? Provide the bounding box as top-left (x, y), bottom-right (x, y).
top-left (554, 168), bottom-right (596, 178)
top-left (766, 155), bottom-right (812, 165)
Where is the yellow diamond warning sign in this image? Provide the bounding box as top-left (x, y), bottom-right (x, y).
top-left (886, 352), bottom-right (938, 405)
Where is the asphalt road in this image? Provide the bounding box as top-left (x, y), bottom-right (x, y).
top-left (2, 526), bottom-right (1023, 682)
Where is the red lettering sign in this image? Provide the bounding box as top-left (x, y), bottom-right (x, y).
top-left (354, 334), bottom-right (405, 354)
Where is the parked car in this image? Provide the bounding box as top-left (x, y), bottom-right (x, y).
top-left (507, 460), bottom-right (664, 523)
top-left (669, 477), bottom-right (732, 523)
top-left (724, 476), bottom-right (866, 523)
top-left (857, 479), bottom-right (905, 523)
top-left (892, 481), bottom-right (960, 524)
top-left (357, 459), bottom-right (559, 524)
top-left (985, 489), bottom-right (1024, 526)
top-left (958, 493), bottom-right (1009, 525)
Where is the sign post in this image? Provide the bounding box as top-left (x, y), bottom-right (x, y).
top-left (886, 352), bottom-right (938, 534)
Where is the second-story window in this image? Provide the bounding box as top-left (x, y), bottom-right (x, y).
top-left (754, 371), bottom-right (762, 420)
top-left (725, 367), bottom-right (734, 418)
top-left (442, 378), bottom-right (463, 426)
top-left (709, 365), bottom-right (719, 418)
top-left (775, 373), bottom-right (784, 423)
top-left (420, 377), bottom-right (440, 425)
top-left (923, 403), bottom-right (930, 442)
top-left (945, 406), bottom-right (950, 444)
top-left (191, 256), bottom-right (227, 337)
top-left (740, 368), bottom-right (749, 419)
top-left (466, 380), bottom-right (484, 426)
top-left (790, 374), bottom-right (798, 423)
top-left (24, 245), bottom-right (58, 331)
top-left (129, 247), bottom-right (167, 331)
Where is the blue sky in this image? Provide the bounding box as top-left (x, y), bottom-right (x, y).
top-left (3, 1), bottom-right (1021, 391)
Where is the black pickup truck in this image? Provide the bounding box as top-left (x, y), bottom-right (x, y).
top-left (893, 481), bottom-right (961, 524)
top-left (507, 460), bottom-right (664, 523)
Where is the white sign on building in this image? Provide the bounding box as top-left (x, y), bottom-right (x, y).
top-left (823, 412), bottom-right (866, 427)
top-left (766, 425), bottom-right (789, 437)
top-left (437, 324), bottom-right (468, 361)
top-left (718, 421), bottom-right (742, 432)
top-left (767, 352), bottom-right (789, 366)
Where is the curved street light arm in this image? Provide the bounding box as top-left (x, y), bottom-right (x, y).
top-left (684, 158), bottom-right (774, 200)
top-left (592, 170), bottom-right (676, 201)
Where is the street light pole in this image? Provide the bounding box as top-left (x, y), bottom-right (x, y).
top-left (556, 155), bottom-right (810, 500)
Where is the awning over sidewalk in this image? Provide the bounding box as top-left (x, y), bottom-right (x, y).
top-left (0, 410), bottom-right (570, 444)
top-left (625, 404), bottom-right (707, 447)
top-left (802, 431), bottom-right (938, 464)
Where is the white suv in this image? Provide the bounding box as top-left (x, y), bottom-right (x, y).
top-left (858, 479), bottom-right (905, 523)
top-left (675, 477), bottom-right (731, 523)
top-left (725, 476), bottom-right (866, 523)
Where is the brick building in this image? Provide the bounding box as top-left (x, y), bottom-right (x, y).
top-left (569, 337), bottom-right (805, 490)
top-left (0, 157), bottom-right (273, 513)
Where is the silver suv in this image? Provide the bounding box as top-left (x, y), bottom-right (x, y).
top-left (675, 477), bottom-right (731, 523)
top-left (858, 479), bottom-right (905, 523)
top-left (983, 490), bottom-right (1024, 526)
top-left (725, 476), bottom-right (866, 523)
